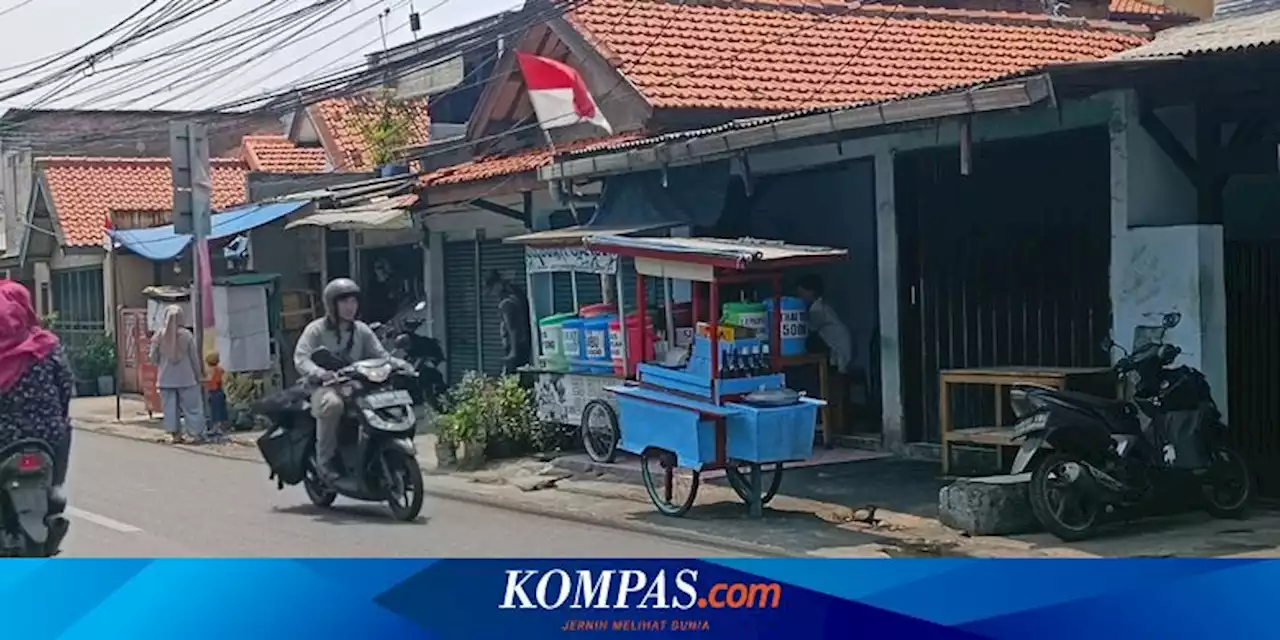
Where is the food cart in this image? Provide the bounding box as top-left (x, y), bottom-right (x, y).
top-left (582, 235), bottom-right (848, 518)
top-left (504, 224), bottom-right (683, 463)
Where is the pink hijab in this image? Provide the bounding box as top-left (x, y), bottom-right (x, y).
top-left (0, 280), bottom-right (58, 392)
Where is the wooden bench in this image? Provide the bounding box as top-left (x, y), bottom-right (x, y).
top-left (939, 367), bottom-right (1116, 475)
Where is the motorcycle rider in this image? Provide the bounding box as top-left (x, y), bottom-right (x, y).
top-left (294, 278), bottom-right (389, 484)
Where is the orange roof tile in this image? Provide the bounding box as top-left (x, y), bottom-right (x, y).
top-left (567, 0), bottom-right (1150, 112)
top-left (241, 135), bottom-right (329, 173)
top-left (1109, 0), bottom-right (1175, 14)
top-left (308, 94), bottom-right (431, 172)
top-left (39, 157), bottom-right (248, 248)
top-left (423, 135), bottom-right (640, 187)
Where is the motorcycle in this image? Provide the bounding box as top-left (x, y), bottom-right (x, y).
top-left (255, 347), bottom-right (425, 522)
top-left (378, 301), bottom-right (447, 414)
top-left (0, 439), bottom-right (69, 557)
top-left (1009, 311), bottom-right (1252, 541)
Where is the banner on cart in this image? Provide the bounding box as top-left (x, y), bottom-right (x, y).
top-left (21, 558), bottom-right (1280, 639)
top-left (526, 246), bottom-right (618, 274)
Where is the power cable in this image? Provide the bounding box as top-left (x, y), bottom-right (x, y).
top-left (0, 0), bottom-right (40, 19)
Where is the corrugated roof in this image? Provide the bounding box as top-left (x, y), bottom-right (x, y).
top-left (584, 235), bottom-right (848, 265)
top-left (1113, 7), bottom-right (1280, 58)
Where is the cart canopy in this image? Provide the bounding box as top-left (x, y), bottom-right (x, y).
top-left (503, 222), bottom-right (678, 247)
top-left (583, 235), bottom-right (847, 275)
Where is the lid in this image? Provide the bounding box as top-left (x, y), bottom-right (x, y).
top-left (585, 315), bottom-right (616, 327)
top-left (743, 387), bottom-right (803, 407)
top-left (723, 301), bottom-right (766, 312)
top-left (579, 303), bottom-right (615, 317)
top-left (539, 312), bottom-right (578, 326)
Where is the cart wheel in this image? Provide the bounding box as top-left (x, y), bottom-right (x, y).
top-left (640, 448), bottom-right (700, 517)
top-left (581, 400), bottom-right (620, 464)
top-left (725, 462), bottom-right (784, 506)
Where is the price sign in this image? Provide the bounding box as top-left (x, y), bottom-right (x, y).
top-left (562, 328), bottom-right (581, 358)
top-left (585, 331), bottom-right (606, 359)
top-left (780, 310), bottom-right (808, 339)
top-left (609, 328), bottom-right (625, 358)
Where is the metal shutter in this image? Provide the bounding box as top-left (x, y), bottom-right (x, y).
top-left (478, 239), bottom-right (526, 376)
top-left (443, 240), bottom-right (480, 384)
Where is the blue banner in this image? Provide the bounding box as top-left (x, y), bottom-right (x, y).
top-left (12, 559), bottom-right (1279, 638)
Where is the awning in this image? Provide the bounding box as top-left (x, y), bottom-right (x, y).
top-left (109, 200), bottom-right (312, 261)
top-left (503, 222), bottom-right (679, 246)
top-left (285, 194), bottom-right (417, 231)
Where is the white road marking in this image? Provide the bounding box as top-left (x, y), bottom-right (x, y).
top-left (67, 507), bottom-right (142, 533)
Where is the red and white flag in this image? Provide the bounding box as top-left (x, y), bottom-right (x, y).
top-left (515, 52), bottom-right (612, 134)
top-left (102, 213), bottom-right (113, 252)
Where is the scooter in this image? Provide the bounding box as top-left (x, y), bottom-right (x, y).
top-left (0, 439), bottom-right (69, 557)
top-left (256, 347), bottom-right (425, 521)
top-left (383, 301), bottom-right (447, 414)
top-left (1009, 312), bottom-right (1252, 541)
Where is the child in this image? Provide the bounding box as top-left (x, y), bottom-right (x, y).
top-left (205, 351), bottom-right (228, 433)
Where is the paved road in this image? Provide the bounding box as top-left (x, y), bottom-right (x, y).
top-left (62, 431), bottom-right (743, 557)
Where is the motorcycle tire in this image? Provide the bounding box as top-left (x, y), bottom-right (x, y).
top-left (1028, 452), bottom-right (1103, 542)
top-left (303, 466), bottom-right (337, 508)
top-left (1203, 445), bottom-right (1251, 520)
top-left (382, 449), bottom-right (425, 522)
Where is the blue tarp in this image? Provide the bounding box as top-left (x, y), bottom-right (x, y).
top-left (108, 200), bottom-right (310, 261)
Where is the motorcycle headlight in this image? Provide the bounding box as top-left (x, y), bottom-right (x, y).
top-left (355, 361), bottom-right (393, 383)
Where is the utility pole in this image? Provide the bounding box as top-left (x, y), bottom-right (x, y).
top-left (170, 121), bottom-right (211, 368)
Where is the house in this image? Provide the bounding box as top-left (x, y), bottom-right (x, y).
top-left (533, 2), bottom-right (1280, 497)
top-left (406, 0), bottom-right (1177, 381)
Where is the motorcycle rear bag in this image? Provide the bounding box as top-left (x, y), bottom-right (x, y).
top-left (256, 419), bottom-right (313, 486)
top-left (1153, 406), bottom-right (1213, 470)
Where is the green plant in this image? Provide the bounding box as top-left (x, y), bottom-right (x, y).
top-left (74, 334), bottom-right (117, 379)
top-left (436, 372), bottom-right (550, 456)
top-left (39, 311), bottom-right (58, 328)
top-left (357, 90), bottom-right (414, 168)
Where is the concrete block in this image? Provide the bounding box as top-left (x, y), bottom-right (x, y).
top-left (938, 473), bottom-right (1038, 536)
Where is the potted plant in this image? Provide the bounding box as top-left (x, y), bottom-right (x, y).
top-left (357, 90), bottom-right (415, 175)
top-left (436, 372), bottom-right (495, 470)
top-left (489, 374), bottom-right (549, 459)
top-left (73, 334), bottom-right (117, 396)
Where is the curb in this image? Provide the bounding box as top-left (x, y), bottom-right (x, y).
top-left (71, 422), bottom-right (797, 557)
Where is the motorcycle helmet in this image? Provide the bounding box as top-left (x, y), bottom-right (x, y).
top-left (322, 278), bottom-right (361, 319)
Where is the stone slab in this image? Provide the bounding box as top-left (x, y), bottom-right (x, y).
top-left (938, 474), bottom-right (1038, 536)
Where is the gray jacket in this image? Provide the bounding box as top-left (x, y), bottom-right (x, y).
top-left (293, 317), bottom-right (389, 378)
top-left (148, 329), bottom-right (203, 389)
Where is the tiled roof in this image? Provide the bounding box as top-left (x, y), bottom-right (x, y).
top-left (38, 157), bottom-right (248, 248)
top-left (241, 135), bottom-right (329, 173)
top-left (1110, 0), bottom-right (1177, 14)
top-left (567, 0), bottom-right (1150, 112)
top-left (423, 135), bottom-right (640, 187)
top-left (308, 95), bottom-right (432, 172)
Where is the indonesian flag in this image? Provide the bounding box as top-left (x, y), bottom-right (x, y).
top-left (103, 213), bottom-right (113, 252)
top-left (515, 52), bottom-right (612, 134)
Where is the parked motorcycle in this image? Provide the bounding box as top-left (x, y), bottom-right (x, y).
top-left (1009, 312), bottom-right (1252, 541)
top-left (372, 301), bottom-right (447, 414)
top-left (255, 347), bottom-right (425, 521)
top-left (0, 439), bottom-right (69, 556)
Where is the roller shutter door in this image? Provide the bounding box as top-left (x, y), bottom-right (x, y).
top-left (443, 240), bottom-right (479, 384)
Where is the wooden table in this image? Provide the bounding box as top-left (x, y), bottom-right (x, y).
top-left (939, 366), bottom-right (1116, 475)
top-left (780, 353), bottom-right (835, 448)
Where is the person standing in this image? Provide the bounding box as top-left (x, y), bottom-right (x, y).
top-left (205, 351), bottom-right (227, 432)
top-left (485, 269), bottom-right (531, 375)
top-left (0, 280), bottom-right (73, 530)
top-left (796, 274), bottom-right (854, 437)
top-left (149, 304), bottom-right (207, 444)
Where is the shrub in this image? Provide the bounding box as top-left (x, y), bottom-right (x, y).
top-left (436, 372), bottom-right (551, 457)
top-left (73, 334), bottom-right (117, 379)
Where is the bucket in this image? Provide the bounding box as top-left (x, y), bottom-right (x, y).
top-left (579, 303), bottom-right (614, 319)
top-left (722, 302), bottom-right (767, 335)
top-left (538, 312), bottom-right (577, 371)
top-left (562, 318), bottom-right (586, 372)
top-left (763, 297), bottom-right (809, 357)
top-left (610, 313), bottom-right (657, 377)
top-left (583, 316), bottom-right (615, 373)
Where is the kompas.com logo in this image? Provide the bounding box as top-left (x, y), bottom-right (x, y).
top-left (498, 568), bottom-right (783, 610)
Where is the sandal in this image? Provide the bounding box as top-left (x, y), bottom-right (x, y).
top-left (169, 433), bottom-right (187, 445)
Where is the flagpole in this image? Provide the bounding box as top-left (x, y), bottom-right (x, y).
top-left (109, 226), bottom-right (122, 422)
top-left (542, 129), bottom-right (582, 224)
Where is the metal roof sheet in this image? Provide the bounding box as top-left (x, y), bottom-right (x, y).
top-left (1112, 8), bottom-right (1280, 58)
top-left (503, 223), bottom-right (678, 246)
top-left (583, 235), bottom-right (848, 265)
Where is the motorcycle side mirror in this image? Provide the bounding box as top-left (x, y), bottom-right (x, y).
top-left (1163, 312), bottom-right (1181, 329)
top-left (1100, 337), bottom-right (1114, 353)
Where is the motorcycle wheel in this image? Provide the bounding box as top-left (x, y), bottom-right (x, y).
top-left (1028, 453), bottom-right (1103, 542)
top-left (303, 466), bottom-right (337, 508)
top-left (382, 449), bottom-right (425, 522)
top-left (1203, 445), bottom-right (1251, 519)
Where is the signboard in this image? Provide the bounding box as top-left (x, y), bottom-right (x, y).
top-left (525, 247), bottom-right (617, 275)
top-left (532, 371), bottom-right (619, 427)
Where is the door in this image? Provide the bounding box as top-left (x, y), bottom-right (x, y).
top-left (478, 240), bottom-right (527, 375)
top-left (443, 240), bottom-right (480, 384)
top-left (117, 308), bottom-right (147, 394)
top-left (1225, 240), bottom-right (1280, 496)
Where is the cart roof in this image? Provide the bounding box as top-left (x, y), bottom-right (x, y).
top-left (583, 235), bottom-right (847, 271)
top-left (503, 222), bottom-right (678, 247)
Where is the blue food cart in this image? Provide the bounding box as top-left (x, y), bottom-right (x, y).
top-left (582, 235), bottom-right (848, 517)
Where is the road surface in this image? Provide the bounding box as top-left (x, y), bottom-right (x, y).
top-left (61, 431), bottom-right (742, 557)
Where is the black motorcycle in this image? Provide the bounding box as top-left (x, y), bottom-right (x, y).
top-left (0, 439), bottom-right (69, 557)
top-left (256, 347), bottom-right (425, 522)
top-left (1009, 312), bottom-right (1252, 541)
top-left (383, 301), bottom-right (447, 414)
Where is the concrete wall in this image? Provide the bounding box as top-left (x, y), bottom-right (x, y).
top-left (1108, 90), bottom-right (1228, 419)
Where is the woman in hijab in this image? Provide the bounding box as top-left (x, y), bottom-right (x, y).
top-left (148, 304), bottom-right (207, 444)
top-left (0, 280), bottom-right (73, 506)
